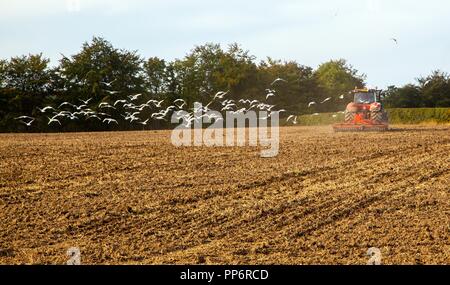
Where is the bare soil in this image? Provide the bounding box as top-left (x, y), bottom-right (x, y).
top-left (0, 125), bottom-right (449, 264)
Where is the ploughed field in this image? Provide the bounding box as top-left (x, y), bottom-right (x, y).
top-left (0, 126), bottom-right (449, 264)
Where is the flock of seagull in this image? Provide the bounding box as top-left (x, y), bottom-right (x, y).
top-left (14, 78), bottom-right (343, 128)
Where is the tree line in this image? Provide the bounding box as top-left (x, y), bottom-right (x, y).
top-left (0, 37), bottom-right (448, 132)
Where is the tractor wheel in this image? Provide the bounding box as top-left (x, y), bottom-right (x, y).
top-left (344, 110), bottom-right (355, 123)
top-left (371, 111), bottom-right (383, 124)
top-left (382, 111), bottom-right (389, 123)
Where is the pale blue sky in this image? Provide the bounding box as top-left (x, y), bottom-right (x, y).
top-left (1, 0), bottom-right (449, 88)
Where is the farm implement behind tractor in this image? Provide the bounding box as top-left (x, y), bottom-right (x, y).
top-left (333, 88), bottom-right (389, 132)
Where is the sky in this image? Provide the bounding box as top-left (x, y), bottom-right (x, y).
top-left (0, 0), bottom-right (449, 88)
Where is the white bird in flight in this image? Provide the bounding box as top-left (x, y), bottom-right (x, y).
top-left (15, 116), bottom-right (34, 121)
top-left (286, 115), bottom-right (296, 123)
top-left (154, 100), bottom-right (165, 108)
top-left (128, 94), bottom-right (142, 101)
top-left (114, 100), bottom-right (127, 106)
top-left (214, 91), bottom-right (229, 100)
top-left (47, 117), bottom-right (61, 125)
top-left (103, 118), bottom-right (118, 125)
top-left (106, 90), bottom-right (120, 95)
top-left (79, 98), bottom-right (93, 105)
top-left (271, 78), bottom-right (288, 86)
top-left (20, 119), bottom-right (35, 127)
top-left (308, 102), bottom-right (317, 108)
top-left (59, 102), bottom-right (74, 109)
top-left (37, 106), bottom-right (56, 113)
top-left (139, 119), bottom-right (150, 125)
top-left (266, 92), bottom-right (276, 100)
top-left (98, 102), bottom-right (116, 110)
top-left (101, 79), bottom-right (117, 87)
top-left (174, 99), bottom-right (185, 104)
top-left (321, 97), bottom-right (332, 104)
top-left (87, 115), bottom-right (101, 121)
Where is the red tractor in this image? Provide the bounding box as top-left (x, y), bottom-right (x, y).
top-left (333, 88), bottom-right (389, 132)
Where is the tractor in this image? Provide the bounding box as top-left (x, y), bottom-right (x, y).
top-left (333, 88), bottom-right (389, 132)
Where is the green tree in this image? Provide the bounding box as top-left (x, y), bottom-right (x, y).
top-left (258, 58), bottom-right (318, 114)
top-left (2, 54), bottom-right (52, 93)
top-left (59, 37), bottom-right (145, 104)
top-left (418, 71), bottom-right (450, 107)
top-left (384, 85), bottom-right (423, 108)
top-left (0, 54), bottom-right (54, 131)
top-left (144, 57), bottom-right (167, 97)
top-left (173, 43), bottom-right (257, 105)
top-left (313, 59), bottom-right (366, 112)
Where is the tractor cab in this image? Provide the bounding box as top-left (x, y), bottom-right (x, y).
top-left (352, 88), bottom-right (381, 105)
top-left (354, 91), bottom-right (376, 104)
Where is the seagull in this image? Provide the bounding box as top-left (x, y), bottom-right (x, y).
top-left (422, 79), bottom-right (432, 86)
top-left (54, 110), bottom-right (71, 116)
top-left (14, 116), bottom-right (34, 121)
top-left (286, 115), bottom-right (296, 123)
top-left (139, 119), bottom-right (150, 125)
top-left (97, 112), bottom-right (111, 117)
top-left (73, 104), bottom-right (87, 111)
top-left (103, 118), bottom-right (118, 125)
top-left (105, 90), bottom-right (120, 95)
top-left (308, 102), bottom-right (317, 108)
top-left (87, 115), bottom-right (101, 121)
top-left (232, 108), bottom-right (247, 115)
top-left (221, 103), bottom-right (236, 112)
top-left (177, 102), bottom-right (186, 109)
top-left (153, 115), bottom-right (167, 121)
top-left (154, 100), bottom-right (165, 108)
top-left (19, 119), bottom-right (35, 127)
top-left (270, 78), bottom-right (288, 86)
top-left (146, 99), bottom-right (159, 105)
top-left (114, 100), bottom-right (127, 106)
top-left (390, 38), bottom-right (398, 44)
top-left (266, 93), bottom-right (276, 100)
top-left (59, 102), bottom-right (74, 109)
top-left (134, 104), bottom-right (150, 111)
top-left (321, 97), bottom-right (332, 104)
top-left (128, 94), bottom-right (142, 101)
top-left (221, 99), bottom-right (235, 106)
top-left (174, 99), bottom-right (186, 109)
top-left (98, 102), bottom-right (116, 109)
top-left (174, 99), bottom-right (185, 104)
top-left (129, 116), bottom-right (140, 123)
top-left (214, 91), bottom-right (229, 100)
top-left (183, 116), bottom-right (196, 127)
top-left (37, 106), bottom-right (57, 113)
top-left (123, 103), bottom-right (137, 110)
top-left (47, 117), bottom-right (61, 125)
top-left (79, 98), bottom-right (93, 105)
top-left (101, 79), bottom-right (117, 87)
